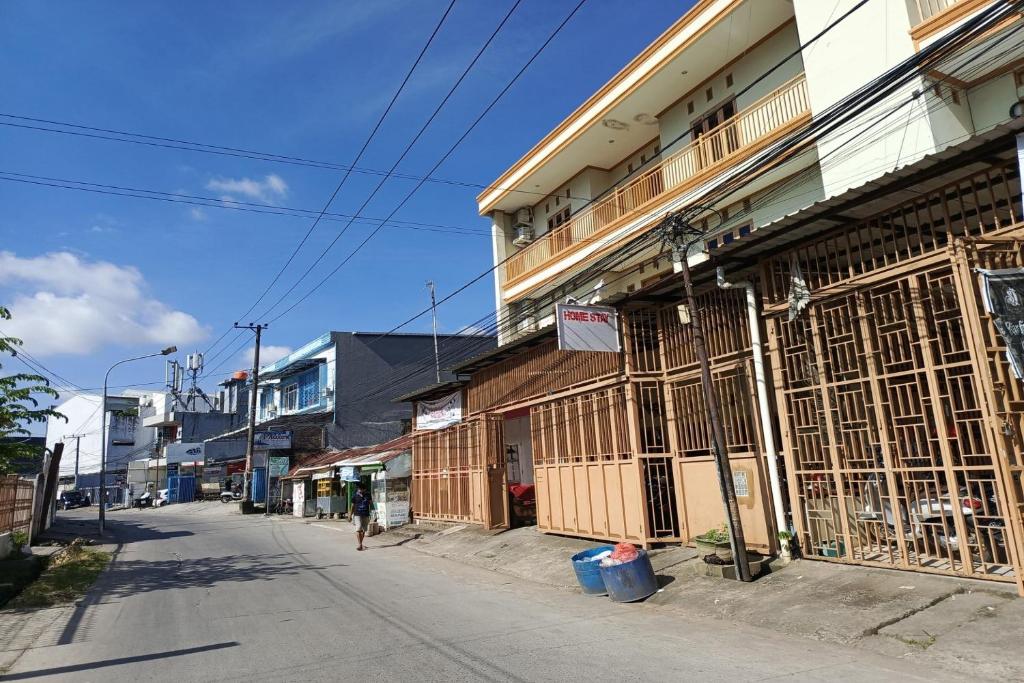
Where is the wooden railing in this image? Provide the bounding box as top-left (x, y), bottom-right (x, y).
top-left (503, 75), bottom-right (810, 286)
top-left (910, 0), bottom-right (962, 25)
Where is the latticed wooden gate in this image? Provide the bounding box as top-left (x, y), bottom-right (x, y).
top-left (412, 414), bottom-right (508, 529)
top-left (762, 159), bottom-right (1024, 591)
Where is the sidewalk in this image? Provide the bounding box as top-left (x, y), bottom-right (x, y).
top-left (0, 515), bottom-right (119, 674)
top-left (369, 521), bottom-right (1022, 681)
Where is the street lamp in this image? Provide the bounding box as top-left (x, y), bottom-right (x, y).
top-left (99, 345), bottom-right (176, 535)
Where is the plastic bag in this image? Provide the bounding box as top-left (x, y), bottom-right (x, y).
top-left (586, 550), bottom-right (612, 563)
top-left (600, 543), bottom-right (638, 567)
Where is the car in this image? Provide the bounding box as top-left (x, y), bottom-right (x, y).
top-left (59, 490), bottom-right (91, 510)
top-left (155, 489), bottom-right (169, 507)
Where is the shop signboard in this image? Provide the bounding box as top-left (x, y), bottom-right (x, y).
top-left (980, 267), bottom-right (1024, 379)
top-left (416, 391), bottom-right (462, 430)
top-left (339, 466), bottom-right (359, 482)
top-left (312, 470), bottom-right (333, 481)
top-left (268, 456), bottom-right (290, 478)
top-left (254, 429), bottom-right (292, 449)
top-left (165, 442), bottom-right (204, 464)
top-left (555, 303), bottom-right (620, 353)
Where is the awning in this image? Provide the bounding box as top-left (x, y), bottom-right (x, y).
top-left (260, 357), bottom-right (325, 381)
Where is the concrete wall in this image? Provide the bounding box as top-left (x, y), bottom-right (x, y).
top-left (47, 392), bottom-right (158, 476)
top-left (658, 21), bottom-right (804, 152)
top-left (793, 0), bottom-right (935, 197)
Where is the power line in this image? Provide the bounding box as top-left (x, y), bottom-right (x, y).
top-left (250, 0), bottom-right (533, 324)
top-left (261, 0), bottom-right (590, 325)
top-left (0, 170), bottom-right (493, 235)
top-left (228, 0), bottom-right (460, 327)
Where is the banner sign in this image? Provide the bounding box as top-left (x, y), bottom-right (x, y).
top-left (416, 391), bottom-right (462, 430)
top-left (254, 429), bottom-right (292, 449)
top-left (555, 303), bottom-right (621, 353)
top-left (980, 267), bottom-right (1024, 379)
top-left (268, 456), bottom-right (290, 478)
top-left (165, 442), bottom-right (204, 464)
top-left (339, 466), bottom-right (359, 482)
top-left (311, 470), bottom-right (333, 481)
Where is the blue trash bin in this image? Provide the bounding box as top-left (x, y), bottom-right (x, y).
top-left (570, 546), bottom-right (615, 595)
top-left (599, 549), bottom-right (658, 602)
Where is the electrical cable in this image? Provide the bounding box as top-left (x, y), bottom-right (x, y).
top-left (258, 0), bottom-right (589, 325)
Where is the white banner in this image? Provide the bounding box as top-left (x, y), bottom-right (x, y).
top-left (254, 429), bottom-right (292, 449)
top-left (164, 442), bottom-right (204, 464)
top-left (556, 303), bottom-right (621, 353)
top-left (416, 391), bottom-right (462, 430)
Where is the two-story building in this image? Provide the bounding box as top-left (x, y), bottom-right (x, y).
top-left (406, 0), bottom-right (1024, 594)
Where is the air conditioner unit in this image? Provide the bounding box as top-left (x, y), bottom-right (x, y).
top-left (267, 405), bottom-right (278, 418)
top-left (512, 225), bottom-right (535, 247)
top-left (513, 207), bottom-right (533, 227)
top-left (514, 299), bottom-right (537, 334)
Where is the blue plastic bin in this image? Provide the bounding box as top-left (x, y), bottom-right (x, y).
top-left (570, 546), bottom-right (615, 595)
top-left (599, 549), bottom-right (658, 602)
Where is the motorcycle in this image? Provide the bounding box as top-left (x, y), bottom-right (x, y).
top-left (220, 489), bottom-right (242, 503)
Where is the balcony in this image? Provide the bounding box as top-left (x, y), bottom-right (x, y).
top-left (502, 75), bottom-right (810, 290)
top-left (910, 0), bottom-right (968, 25)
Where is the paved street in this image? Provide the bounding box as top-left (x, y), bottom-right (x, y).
top-left (4, 506), bottom-right (959, 682)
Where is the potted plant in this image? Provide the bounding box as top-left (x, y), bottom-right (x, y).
top-left (694, 525), bottom-right (732, 562)
top-left (778, 530), bottom-right (793, 562)
top-left (11, 530), bottom-right (28, 556)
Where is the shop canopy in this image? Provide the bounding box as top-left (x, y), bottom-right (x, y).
top-left (280, 434), bottom-right (413, 479)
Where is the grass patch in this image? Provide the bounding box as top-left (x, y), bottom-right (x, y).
top-left (8, 544), bottom-right (111, 609)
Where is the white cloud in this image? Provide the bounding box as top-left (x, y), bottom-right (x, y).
top-left (206, 174), bottom-right (288, 204)
top-left (240, 345), bottom-right (293, 368)
top-left (188, 207), bottom-right (208, 221)
top-left (0, 251), bottom-right (208, 356)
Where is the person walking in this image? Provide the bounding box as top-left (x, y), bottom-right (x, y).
top-left (352, 482), bottom-right (374, 551)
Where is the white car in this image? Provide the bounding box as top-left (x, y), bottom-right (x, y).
top-left (155, 489), bottom-right (169, 507)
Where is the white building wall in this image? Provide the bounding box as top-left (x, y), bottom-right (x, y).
top-left (46, 391), bottom-right (158, 477)
top-left (793, 0), bottom-right (939, 198)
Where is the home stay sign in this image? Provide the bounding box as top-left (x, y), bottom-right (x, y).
top-left (556, 303), bottom-right (621, 353)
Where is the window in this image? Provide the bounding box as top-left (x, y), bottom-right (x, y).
top-left (283, 384), bottom-right (298, 412)
top-left (566, 188), bottom-right (571, 198)
top-left (627, 163), bottom-right (633, 174)
top-left (706, 87), bottom-right (713, 102)
top-left (687, 101), bottom-right (694, 114)
top-left (726, 73), bottom-right (733, 87)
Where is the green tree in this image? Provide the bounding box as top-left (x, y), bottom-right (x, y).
top-left (0, 306), bottom-right (65, 473)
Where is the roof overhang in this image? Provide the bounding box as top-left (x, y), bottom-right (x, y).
top-left (451, 326), bottom-right (556, 375)
top-left (393, 380), bottom-right (466, 404)
top-left (477, 0), bottom-right (796, 215)
top-left (616, 120), bottom-right (1024, 302)
top-left (260, 357), bottom-right (325, 381)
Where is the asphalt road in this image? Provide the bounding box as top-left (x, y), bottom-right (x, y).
top-left (5, 506), bottom-right (957, 682)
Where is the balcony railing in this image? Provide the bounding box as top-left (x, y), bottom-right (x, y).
top-left (909, 0), bottom-right (963, 25)
top-left (503, 75), bottom-right (810, 286)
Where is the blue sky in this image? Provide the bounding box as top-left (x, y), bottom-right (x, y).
top-left (0, 0), bottom-right (687, 397)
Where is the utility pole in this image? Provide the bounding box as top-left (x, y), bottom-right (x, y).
top-left (235, 322), bottom-right (267, 511)
top-left (64, 433), bottom-right (86, 489)
top-left (426, 281), bottom-right (441, 383)
top-left (658, 209), bottom-right (751, 581)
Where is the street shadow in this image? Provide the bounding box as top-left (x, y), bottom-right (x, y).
top-left (367, 534), bottom-right (422, 548)
top-left (2, 641), bottom-right (238, 680)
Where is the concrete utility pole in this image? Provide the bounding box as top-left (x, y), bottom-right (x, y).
top-left (64, 433), bottom-right (86, 489)
top-left (235, 322), bottom-right (267, 512)
top-left (658, 209), bottom-right (751, 581)
top-left (427, 280), bottom-right (441, 383)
